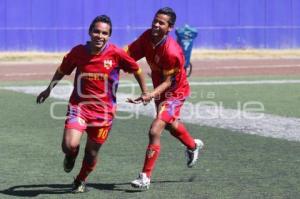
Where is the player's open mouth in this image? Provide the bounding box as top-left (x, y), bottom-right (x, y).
top-left (151, 29), bottom-right (160, 35)
top-left (95, 40), bottom-right (104, 45)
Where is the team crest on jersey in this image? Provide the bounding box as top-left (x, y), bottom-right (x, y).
top-left (104, 59), bottom-right (113, 69)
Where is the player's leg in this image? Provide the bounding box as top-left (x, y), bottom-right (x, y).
top-left (167, 119), bottom-right (196, 150)
top-left (72, 125), bottom-right (110, 193)
top-left (143, 118), bottom-right (166, 175)
top-left (61, 128), bottom-right (83, 173)
top-left (156, 99), bottom-right (197, 150)
top-left (131, 118), bottom-right (166, 189)
top-left (72, 137), bottom-right (101, 193)
top-left (160, 98), bottom-right (204, 167)
top-left (167, 120), bottom-right (204, 168)
top-left (62, 104), bottom-right (87, 173)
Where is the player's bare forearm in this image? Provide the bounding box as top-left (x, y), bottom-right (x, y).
top-left (150, 75), bottom-right (172, 98)
top-left (134, 69), bottom-right (148, 94)
top-left (36, 69), bottom-right (65, 104)
top-left (46, 69), bottom-right (65, 91)
top-left (126, 70), bottom-right (150, 105)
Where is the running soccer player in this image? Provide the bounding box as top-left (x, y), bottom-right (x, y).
top-left (126, 7), bottom-right (204, 189)
top-left (36, 15), bottom-right (148, 193)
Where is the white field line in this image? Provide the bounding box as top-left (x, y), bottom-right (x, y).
top-left (1, 65), bottom-right (298, 77)
top-left (2, 73), bottom-right (54, 77)
top-left (196, 64), bottom-right (300, 70)
top-left (189, 80), bottom-right (300, 86)
top-left (118, 80), bottom-right (300, 87)
top-left (2, 84), bottom-right (300, 142)
top-left (0, 61), bottom-right (61, 65)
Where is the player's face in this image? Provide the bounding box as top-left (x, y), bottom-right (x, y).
top-left (89, 22), bottom-right (111, 51)
top-left (151, 14), bottom-right (172, 38)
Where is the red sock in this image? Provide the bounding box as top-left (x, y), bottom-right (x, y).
top-left (142, 144), bottom-right (160, 178)
top-left (76, 157), bottom-right (97, 182)
top-left (170, 123), bottom-right (196, 150)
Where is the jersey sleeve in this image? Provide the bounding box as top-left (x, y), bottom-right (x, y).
top-left (161, 53), bottom-right (182, 77)
top-left (126, 31), bottom-right (147, 61)
top-left (57, 47), bottom-right (78, 75)
top-left (117, 48), bottom-right (141, 74)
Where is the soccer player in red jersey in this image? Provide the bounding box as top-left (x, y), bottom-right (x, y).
top-left (127, 7), bottom-right (204, 189)
top-left (36, 15), bottom-right (148, 193)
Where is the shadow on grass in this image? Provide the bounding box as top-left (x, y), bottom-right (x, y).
top-left (0, 179), bottom-right (190, 197)
top-left (0, 184), bottom-right (71, 197)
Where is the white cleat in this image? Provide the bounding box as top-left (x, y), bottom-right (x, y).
top-left (186, 139), bottom-right (204, 168)
top-left (131, 172), bottom-right (151, 189)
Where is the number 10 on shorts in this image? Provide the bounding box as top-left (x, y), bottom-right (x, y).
top-left (97, 127), bottom-right (109, 139)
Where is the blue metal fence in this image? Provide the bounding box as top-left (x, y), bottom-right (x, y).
top-left (0, 0), bottom-right (299, 51)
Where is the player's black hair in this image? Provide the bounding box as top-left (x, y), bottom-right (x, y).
top-left (89, 15), bottom-right (112, 36)
top-left (155, 7), bottom-right (176, 27)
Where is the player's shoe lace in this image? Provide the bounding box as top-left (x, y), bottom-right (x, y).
top-left (63, 155), bottom-right (76, 173)
top-left (186, 139), bottom-right (204, 168)
top-left (131, 172), bottom-right (150, 189)
top-left (71, 178), bottom-right (87, 193)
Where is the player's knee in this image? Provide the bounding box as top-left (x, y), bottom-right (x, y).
top-left (62, 141), bottom-right (79, 154)
top-left (165, 124), bottom-right (172, 132)
top-left (149, 126), bottom-right (161, 139)
top-left (84, 150), bottom-right (98, 165)
top-left (70, 141), bottom-right (80, 150)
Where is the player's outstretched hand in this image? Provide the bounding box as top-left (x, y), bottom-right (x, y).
top-left (126, 93), bottom-right (153, 105)
top-left (36, 88), bottom-right (51, 104)
top-left (141, 92), bottom-right (153, 104)
top-left (126, 97), bottom-right (143, 104)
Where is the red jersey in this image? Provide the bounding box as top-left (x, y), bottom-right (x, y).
top-left (58, 43), bottom-right (140, 122)
top-left (128, 29), bottom-right (190, 101)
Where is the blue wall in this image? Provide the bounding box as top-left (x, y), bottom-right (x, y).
top-left (1, 0), bottom-right (300, 51)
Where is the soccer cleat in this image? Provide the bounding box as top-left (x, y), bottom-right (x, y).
top-left (186, 139), bottom-right (204, 168)
top-left (71, 178), bottom-right (87, 193)
top-left (131, 172), bottom-right (151, 189)
top-left (63, 155), bottom-right (76, 173)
